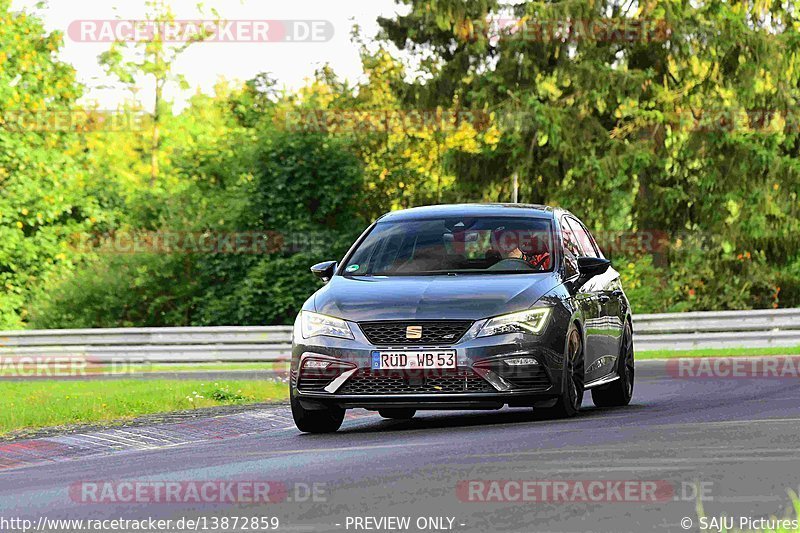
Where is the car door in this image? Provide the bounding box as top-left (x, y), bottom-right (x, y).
top-left (559, 216), bottom-right (603, 382)
top-left (565, 216), bottom-right (623, 381)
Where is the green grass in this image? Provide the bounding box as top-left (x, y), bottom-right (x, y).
top-left (0, 379), bottom-right (288, 436)
top-left (637, 345), bottom-right (800, 360)
top-left (140, 362), bottom-right (287, 372)
top-left (4, 346), bottom-right (796, 436)
top-left (0, 362), bottom-right (287, 377)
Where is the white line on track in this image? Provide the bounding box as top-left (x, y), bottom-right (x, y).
top-left (470, 453), bottom-right (800, 463)
top-left (461, 446), bottom-right (800, 457)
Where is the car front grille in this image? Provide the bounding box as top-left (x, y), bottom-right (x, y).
top-left (296, 362), bottom-right (354, 392)
top-left (297, 368), bottom-right (341, 392)
top-left (358, 320), bottom-right (473, 346)
top-left (476, 359), bottom-right (552, 391)
top-left (338, 368), bottom-right (494, 395)
top-left (297, 374), bottom-right (336, 392)
top-left (504, 367), bottom-right (551, 390)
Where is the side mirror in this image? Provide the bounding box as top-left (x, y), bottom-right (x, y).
top-left (310, 260), bottom-right (337, 283)
top-left (573, 256), bottom-right (611, 290)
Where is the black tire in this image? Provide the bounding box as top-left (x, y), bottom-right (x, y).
top-left (591, 321), bottom-right (634, 407)
top-left (291, 390), bottom-right (345, 433)
top-left (378, 408), bottom-right (416, 420)
top-left (539, 324), bottom-right (584, 418)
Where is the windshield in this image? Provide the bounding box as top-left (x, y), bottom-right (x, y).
top-left (342, 216), bottom-right (555, 276)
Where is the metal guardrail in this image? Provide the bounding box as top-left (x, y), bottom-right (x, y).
top-left (0, 326), bottom-right (294, 363)
top-left (0, 308), bottom-right (797, 363)
top-left (633, 308), bottom-right (800, 351)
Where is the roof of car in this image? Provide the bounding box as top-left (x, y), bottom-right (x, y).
top-left (377, 203), bottom-right (558, 222)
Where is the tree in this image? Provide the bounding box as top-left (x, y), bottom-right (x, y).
top-left (0, 1), bottom-right (100, 327)
top-left (99, 0), bottom-right (215, 184)
top-left (377, 0), bottom-right (800, 310)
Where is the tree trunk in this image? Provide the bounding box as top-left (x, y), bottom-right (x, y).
top-left (150, 69), bottom-right (162, 186)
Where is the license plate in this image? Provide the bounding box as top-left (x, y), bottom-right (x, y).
top-left (371, 350), bottom-right (457, 370)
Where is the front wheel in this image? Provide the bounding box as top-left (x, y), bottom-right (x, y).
top-left (591, 321), bottom-right (634, 407)
top-left (291, 390), bottom-right (345, 433)
top-left (539, 324), bottom-right (584, 418)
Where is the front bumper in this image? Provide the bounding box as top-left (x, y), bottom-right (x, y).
top-left (290, 318), bottom-right (568, 410)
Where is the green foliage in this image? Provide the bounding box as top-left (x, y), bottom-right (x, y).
top-left (253, 131), bottom-right (367, 235)
top-left (98, 0), bottom-right (216, 183)
top-left (615, 255), bottom-right (668, 314)
top-left (8, 0), bottom-right (800, 329)
top-left (377, 0), bottom-right (800, 313)
top-left (0, 3), bottom-right (101, 327)
top-left (29, 253), bottom-right (200, 328)
top-left (193, 253), bottom-right (326, 326)
top-left (205, 384), bottom-right (250, 403)
top-left (29, 126), bottom-right (365, 327)
top-left (190, 131), bottom-right (366, 325)
top-left (616, 245), bottom-right (782, 314)
top-left (776, 258), bottom-right (800, 309)
top-left (665, 240), bottom-right (780, 312)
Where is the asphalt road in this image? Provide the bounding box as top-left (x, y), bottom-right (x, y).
top-left (1, 359), bottom-right (799, 533)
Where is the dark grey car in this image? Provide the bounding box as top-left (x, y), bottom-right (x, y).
top-left (290, 204), bottom-right (634, 433)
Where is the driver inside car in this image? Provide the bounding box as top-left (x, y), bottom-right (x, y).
top-left (493, 228), bottom-right (552, 270)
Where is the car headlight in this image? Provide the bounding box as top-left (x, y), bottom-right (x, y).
top-left (477, 308), bottom-right (551, 337)
top-left (300, 311), bottom-right (354, 340)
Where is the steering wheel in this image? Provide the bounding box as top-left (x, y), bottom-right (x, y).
top-left (488, 258), bottom-right (535, 271)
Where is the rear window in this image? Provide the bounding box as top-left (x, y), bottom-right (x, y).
top-left (342, 216), bottom-right (555, 276)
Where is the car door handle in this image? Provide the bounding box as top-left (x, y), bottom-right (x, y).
top-left (598, 294), bottom-right (610, 303)
top-left (611, 290), bottom-right (624, 298)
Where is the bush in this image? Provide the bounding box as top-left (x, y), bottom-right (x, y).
top-left (28, 253), bottom-right (201, 328)
top-left (192, 253), bottom-right (327, 325)
top-left (612, 233), bottom-right (785, 314)
top-left (775, 258), bottom-right (800, 309)
top-left (615, 254), bottom-right (669, 314)
top-left (188, 131), bottom-right (367, 325)
top-left (29, 130), bottom-right (369, 328)
top-left (665, 238), bottom-right (780, 312)
top-left (253, 131), bottom-right (367, 236)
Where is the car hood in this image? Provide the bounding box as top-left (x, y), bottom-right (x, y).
top-left (312, 274), bottom-right (559, 322)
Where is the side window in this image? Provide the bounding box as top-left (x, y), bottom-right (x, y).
top-left (560, 217), bottom-right (581, 278)
top-left (566, 217), bottom-right (600, 258)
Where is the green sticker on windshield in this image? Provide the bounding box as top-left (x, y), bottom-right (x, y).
top-left (345, 264), bottom-right (360, 273)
